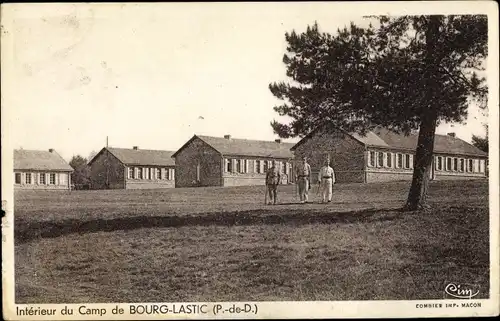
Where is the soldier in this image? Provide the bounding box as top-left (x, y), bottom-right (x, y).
top-left (295, 156), bottom-right (311, 204)
top-left (265, 160), bottom-right (281, 205)
top-left (318, 157), bottom-right (335, 203)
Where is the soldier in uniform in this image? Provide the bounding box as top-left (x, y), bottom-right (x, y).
top-left (295, 156), bottom-right (311, 204)
top-left (265, 160), bottom-right (281, 205)
top-left (318, 157), bottom-right (335, 203)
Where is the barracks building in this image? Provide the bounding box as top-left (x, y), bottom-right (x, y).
top-left (88, 146), bottom-right (176, 189)
top-left (14, 149), bottom-right (73, 190)
top-left (171, 134), bottom-right (295, 188)
top-left (291, 126), bottom-right (488, 184)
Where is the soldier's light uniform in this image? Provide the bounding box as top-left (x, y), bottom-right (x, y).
top-left (296, 157), bottom-right (311, 203)
top-left (266, 161), bottom-right (281, 205)
top-left (318, 161), bottom-right (335, 203)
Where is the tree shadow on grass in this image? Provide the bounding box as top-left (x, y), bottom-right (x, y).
top-left (15, 207), bottom-right (405, 244)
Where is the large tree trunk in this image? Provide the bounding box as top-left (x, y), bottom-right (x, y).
top-left (404, 16), bottom-right (441, 211)
top-left (405, 111), bottom-right (438, 210)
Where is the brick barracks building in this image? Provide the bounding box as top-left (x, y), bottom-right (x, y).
top-left (291, 126), bottom-right (488, 184)
top-left (88, 146), bottom-right (176, 189)
top-left (172, 134), bottom-right (295, 188)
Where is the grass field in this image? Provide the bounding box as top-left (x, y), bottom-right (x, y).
top-left (14, 179), bottom-right (489, 303)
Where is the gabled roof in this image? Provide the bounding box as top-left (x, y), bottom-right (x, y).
top-left (89, 147), bottom-right (175, 166)
top-left (14, 149), bottom-right (73, 171)
top-left (172, 135), bottom-right (295, 159)
top-left (291, 126), bottom-right (487, 157)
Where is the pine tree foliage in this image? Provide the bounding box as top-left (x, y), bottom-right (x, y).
top-left (270, 16), bottom-right (487, 138)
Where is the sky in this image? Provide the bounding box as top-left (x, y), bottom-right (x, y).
top-left (4, 3), bottom-right (490, 162)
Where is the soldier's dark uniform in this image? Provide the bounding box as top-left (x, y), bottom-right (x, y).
top-left (266, 161), bottom-right (281, 205)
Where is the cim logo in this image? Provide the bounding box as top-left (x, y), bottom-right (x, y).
top-left (445, 283), bottom-right (480, 299)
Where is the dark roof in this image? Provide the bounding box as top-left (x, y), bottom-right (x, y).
top-left (172, 135), bottom-right (295, 159)
top-left (89, 147), bottom-right (175, 166)
top-left (370, 127), bottom-right (487, 156)
top-left (14, 149), bottom-right (73, 171)
top-left (291, 126), bottom-right (487, 157)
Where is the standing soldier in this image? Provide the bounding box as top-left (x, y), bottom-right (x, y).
top-left (295, 156), bottom-right (311, 204)
top-left (318, 157), bottom-right (335, 203)
top-left (265, 160), bottom-right (281, 205)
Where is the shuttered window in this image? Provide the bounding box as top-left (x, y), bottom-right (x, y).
top-left (377, 152), bottom-right (384, 167)
top-left (15, 173), bottom-right (21, 184)
top-left (25, 173), bottom-right (32, 184)
top-left (436, 156), bottom-right (443, 170)
top-left (368, 151), bottom-right (375, 167)
top-left (404, 154), bottom-right (410, 169)
top-left (60, 173), bottom-right (67, 185)
top-left (386, 153), bottom-right (392, 168)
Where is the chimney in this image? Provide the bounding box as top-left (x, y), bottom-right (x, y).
top-left (224, 135), bottom-right (231, 140)
top-left (133, 146), bottom-right (139, 150)
top-left (447, 132), bottom-right (456, 138)
top-left (275, 139), bottom-right (282, 143)
top-left (49, 148), bottom-right (54, 153)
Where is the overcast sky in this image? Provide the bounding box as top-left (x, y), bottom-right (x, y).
top-left (4, 3), bottom-right (490, 161)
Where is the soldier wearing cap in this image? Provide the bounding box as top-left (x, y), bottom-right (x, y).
top-left (265, 160), bottom-right (281, 205)
top-left (295, 156), bottom-right (311, 204)
top-left (318, 157), bottom-right (335, 203)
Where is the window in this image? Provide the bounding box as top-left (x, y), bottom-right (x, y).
top-left (137, 167), bottom-right (143, 179)
top-left (453, 158), bottom-right (458, 171)
top-left (468, 159), bottom-right (474, 172)
top-left (156, 168), bottom-right (161, 179)
top-left (15, 173), bottom-right (21, 184)
top-left (459, 159), bottom-right (465, 172)
top-left (405, 154), bottom-right (411, 169)
top-left (446, 157), bottom-right (452, 171)
top-left (170, 169), bottom-right (175, 180)
top-left (40, 173), bottom-right (46, 184)
top-left (227, 159), bottom-right (233, 173)
top-left (224, 159), bottom-right (230, 173)
top-left (255, 160), bottom-right (260, 173)
top-left (49, 173), bottom-right (56, 185)
top-left (377, 152), bottom-right (384, 168)
top-left (437, 157), bottom-right (443, 171)
top-left (25, 173), bottom-right (32, 184)
top-left (396, 154), bottom-right (403, 168)
top-left (237, 159), bottom-right (246, 173)
top-left (479, 159), bottom-right (485, 173)
top-left (128, 167), bottom-right (134, 179)
top-left (386, 153), bottom-right (392, 168)
top-left (263, 161), bottom-right (268, 172)
top-left (368, 151), bottom-right (375, 167)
